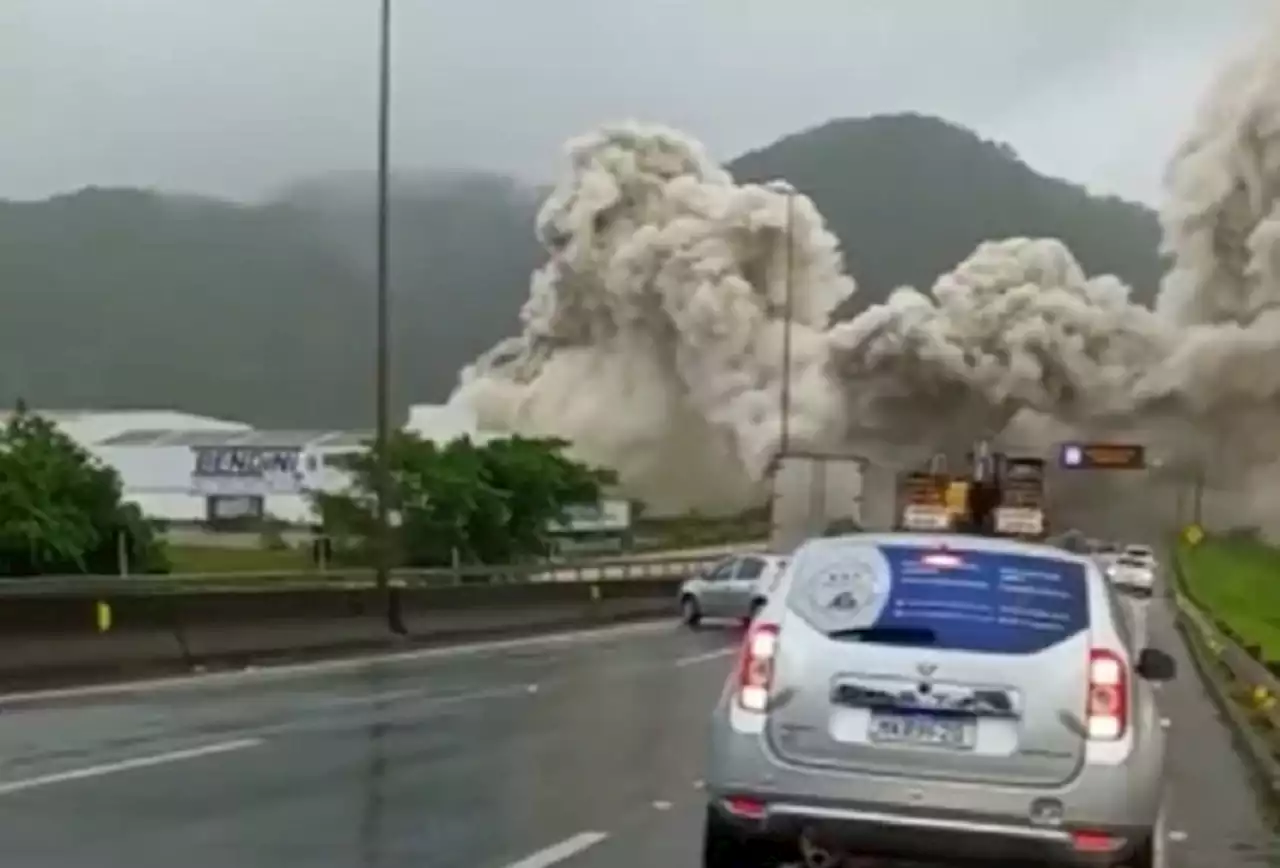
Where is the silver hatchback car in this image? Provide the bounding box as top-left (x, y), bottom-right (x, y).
top-left (703, 532), bottom-right (1175, 868)
top-left (679, 554), bottom-right (790, 626)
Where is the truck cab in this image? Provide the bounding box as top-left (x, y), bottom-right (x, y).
top-left (895, 442), bottom-right (1048, 541)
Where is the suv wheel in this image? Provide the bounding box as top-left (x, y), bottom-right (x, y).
top-left (680, 595), bottom-right (702, 627)
top-left (1118, 834), bottom-right (1156, 868)
top-left (701, 806), bottom-right (792, 868)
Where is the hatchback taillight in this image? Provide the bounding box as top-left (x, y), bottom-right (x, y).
top-left (737, 622), bottom-right (779, 712)
top-left (1087, 649), bottom-right (1128, 740)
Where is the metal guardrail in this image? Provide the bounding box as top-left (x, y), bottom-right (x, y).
top-left (1172, 556), bottom-right (1280, 697)
top-left (1170, 545), bottom-right (1280, 791)
top-left (0, 552), bottom-right (730, 597)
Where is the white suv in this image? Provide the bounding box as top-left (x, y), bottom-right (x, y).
top-left (702, 532), bottom-right (1176, 867)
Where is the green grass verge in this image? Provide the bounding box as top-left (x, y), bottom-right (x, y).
top-left (1179, 537), bottom-right (1280, 659)
top-left (165, 545), bottom-right (314, 575)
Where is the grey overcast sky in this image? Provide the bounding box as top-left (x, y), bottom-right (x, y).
top-left (1, 0), bottom-right (1267, 205)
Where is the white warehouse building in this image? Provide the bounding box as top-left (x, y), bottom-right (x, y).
top-left (14, 404), bottom-right (496, 526)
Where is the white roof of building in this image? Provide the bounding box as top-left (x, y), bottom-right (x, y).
top-left (98, 428), bottom-right (374, 449)
top-left (1, 409), bottom-right (251, 447)
top-left (9, 404), bottom-right (504, 453)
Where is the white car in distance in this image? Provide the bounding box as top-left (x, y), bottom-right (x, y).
top-left (1109, 547), bottom-right (1157, 597)
top-left (1090, 540), bottom-right (1121, 571)
top-left (1123, 544), bottom-right (1157, 566)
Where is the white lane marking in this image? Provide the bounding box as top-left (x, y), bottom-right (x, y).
top-left (674, 647), bottom-right (736, 667)
top-left (1154, 801), bottom-right (1169, 868)
top-left (501, 831), bottom-right (609, 868)
top-left (0, 738), bottom-right (262, 797)
top-left (1160, 716), bottom-right (1171, 728)
top-left (652, 800), bottom-right (672, 810)
top-left (0, 620), bottom-right (673, 705)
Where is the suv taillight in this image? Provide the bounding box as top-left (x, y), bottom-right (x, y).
top-left (737, 623), bottom-right (779, 712)
top-left (1087, 649), bottom-right (1128, 740)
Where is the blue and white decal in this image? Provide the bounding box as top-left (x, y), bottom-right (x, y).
top-left (790, 543), bottom-right (1088, 655)
top-left (874, 545), bottom-right (1087, 654)
top-left (800, 548), bottom-right (892, 625)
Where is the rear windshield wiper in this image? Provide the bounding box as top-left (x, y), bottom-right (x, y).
top-left (827, 626), bottom-right (938, 645)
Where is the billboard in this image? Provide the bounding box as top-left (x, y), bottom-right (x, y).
top-left (190, 446), bottom-right (314, 496)
top-left (546, 500), bottom-right (633, 535)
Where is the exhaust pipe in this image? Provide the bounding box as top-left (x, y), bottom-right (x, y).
top-left (799, 832), bottom-right (842, 868)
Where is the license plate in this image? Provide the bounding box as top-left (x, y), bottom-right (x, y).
top-left (870, 713), bottom-right (973, 749)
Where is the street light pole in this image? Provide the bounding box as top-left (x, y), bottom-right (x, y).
top-left (779, 190), bottom-right (796, 458)
top-left (360, 6), bottom-right (399, 855)
top-left (373, 0), bottom-right (401, 632)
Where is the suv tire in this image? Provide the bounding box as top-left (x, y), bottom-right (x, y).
top-left (701, 806), bottom-right (792, 868)
top-left (1118, 834), bottom-right (1156, 868)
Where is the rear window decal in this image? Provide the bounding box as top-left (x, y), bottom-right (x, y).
top-left (803, 556), bottom-right (887, 616)
top-left (788, 543), bottom-right (1088, 654)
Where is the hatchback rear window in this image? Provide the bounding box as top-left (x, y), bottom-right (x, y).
top-left (788, 544), bottom-right (1088, 655)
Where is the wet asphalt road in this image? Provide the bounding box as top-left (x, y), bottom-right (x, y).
top-left (0, 599), bottom-right (1274, 868)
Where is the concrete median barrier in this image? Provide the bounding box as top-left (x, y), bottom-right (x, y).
top-left (0, 575), bottom-right (687, 692)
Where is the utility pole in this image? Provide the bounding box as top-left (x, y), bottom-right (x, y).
top-left (372, 0), bottom-right (404, 634)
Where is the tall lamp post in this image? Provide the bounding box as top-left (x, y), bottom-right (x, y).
top-left (780, 189), bottom-right (796, 458)
top-left (763, 182), bottom-right (796, 546)
top-left (373, 0), bottom-right (402, 632)
top-left (763, 181), bottom-right (797, 461)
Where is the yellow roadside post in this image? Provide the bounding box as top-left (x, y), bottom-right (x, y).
top-left (95, 600), bottom-right (112, 633)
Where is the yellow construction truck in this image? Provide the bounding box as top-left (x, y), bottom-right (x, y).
top-left (895, 441), bottom-right (1048, 540)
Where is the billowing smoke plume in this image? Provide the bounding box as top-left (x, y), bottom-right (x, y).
top-left (451, 16), bottom-right (1280, 515)
top-left (451, 125), bottom-right (849, 511)
top-left (1134, 17), bottom-right (1280, 481)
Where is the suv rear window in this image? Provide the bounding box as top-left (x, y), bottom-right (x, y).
top-left (788, 544), bottom-right (1088, 655)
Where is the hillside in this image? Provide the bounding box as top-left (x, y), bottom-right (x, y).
top-left (729, 114), bottom-right (1163, 315)
top-left (0, 115), bottom-right (1163, 427)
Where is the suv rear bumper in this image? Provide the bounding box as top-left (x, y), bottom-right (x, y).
top-left (706, 718), bottom-right (1162, 865)
top-left (711, 798), bottom-right (1147, 867)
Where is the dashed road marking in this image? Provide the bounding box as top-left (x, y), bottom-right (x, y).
top-left (0, 738), bottom-right (263, 797)
top-left (500, 831), bottom-right (609, 868)
top-left (674, 647), bottom-right (736, 667)
top-left (1154, 801), bottom-right (1171, 868)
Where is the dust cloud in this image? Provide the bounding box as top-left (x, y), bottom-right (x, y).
top-left (450, 17), bottom-right (1280, 517)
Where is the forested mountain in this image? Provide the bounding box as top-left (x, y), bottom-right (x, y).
top-left (729, 114), bottom-right (1163, 316)
top-left (0, 114), bottom-right (1162, 427)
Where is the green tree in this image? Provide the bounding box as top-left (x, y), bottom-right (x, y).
top-left (0, 407), bottom-right (169, 576)
top-left (316, 433), bottom-right (616, 568)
